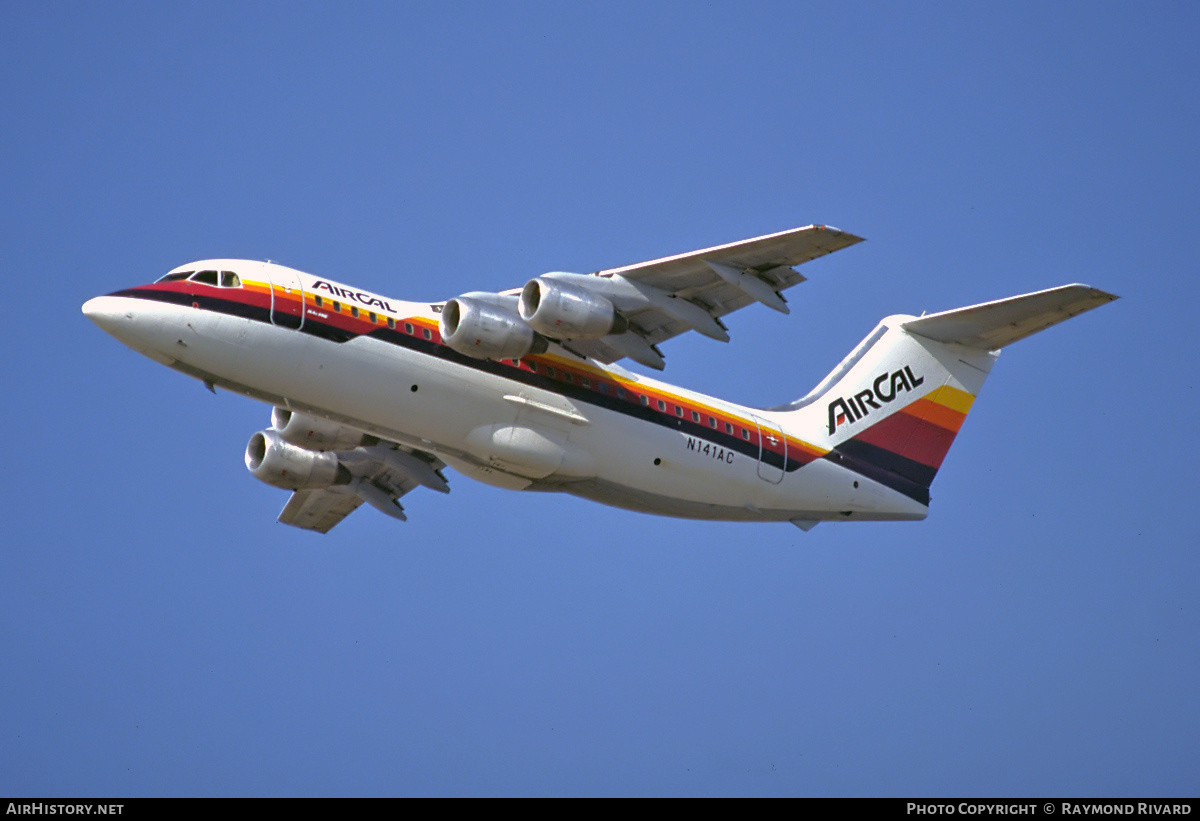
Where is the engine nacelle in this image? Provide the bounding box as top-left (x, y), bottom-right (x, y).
top-left (245, 430), bottom-right (352, 491)
top-left (271, 407), bottom-right (368, 451)
top-left (519, 277), bottom-right (628, 339)
top-left (439, 294), bottom-right (548, 360)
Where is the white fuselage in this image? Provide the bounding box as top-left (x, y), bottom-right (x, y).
top-left (83, 260), bottom-right (930, 524)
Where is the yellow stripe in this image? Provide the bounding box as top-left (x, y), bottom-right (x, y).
top-left (401, 317), bottom-right (832, 458)
top-left (925, 385), bottom-right (975, 415)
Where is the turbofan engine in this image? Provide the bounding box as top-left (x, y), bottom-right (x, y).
top-left (519, 277), bottom-right (628, 339)
top-left (245, 429), bottom-right (352, 491)
top-left (270, 407), bottom-right (369, 451)
top-left (439, 293), bottom-right (549, 360)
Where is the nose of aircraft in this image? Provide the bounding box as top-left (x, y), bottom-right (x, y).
top-left (81, 295), bottom-right (127, 334)
top-left (82, 293), bottom-right (177, 365)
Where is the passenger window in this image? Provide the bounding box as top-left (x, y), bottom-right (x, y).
top-left (675, 406), bottom-right (684, 418)
top-left (691, 411), bottom-right (700, 422)
top-left (709, 416), bottom-right (717, 429)
top-left (333, 301), bottom-right (342, 313)
top-left (640, 395), bottom-right (649, 406)
top-left (422, 328), bottom-right (431, 340)
top-left (404, 322), bottom-right (413, 334)
top-left (387, 317), bottom-right (395, 329)
top-left (220, 271), bottom-right (241, 288)
top-left (741, 428), bottom-right (750, 440)
top-left (617, 387), bottom-right (625, 399)
top-left (725, 423), bottom-right (734, 434)
top-left (190, 270), bottom-right (220, 286)
top-left (657, 399), bottom-right (665, 411)
top-left (350, 306), bottom-right (360, 318)
top-left (315, 296), bottom-right (324, 307)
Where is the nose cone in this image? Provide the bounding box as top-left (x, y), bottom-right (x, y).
top-left (82, 293), bottom-right (173, 364)
top-left (82, 295), bottom-right (127, 334)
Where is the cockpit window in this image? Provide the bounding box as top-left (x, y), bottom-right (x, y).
top-left (156, 269), bottom-right (241, 287)
top-left (190, 270), bottom-right (220, 286)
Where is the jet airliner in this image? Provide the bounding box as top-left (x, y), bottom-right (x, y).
top-left (82, 225), bottom-right (1116, 532)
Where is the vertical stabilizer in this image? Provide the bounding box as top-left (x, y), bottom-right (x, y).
top-left (782, 284), bottom-right (1117, 507)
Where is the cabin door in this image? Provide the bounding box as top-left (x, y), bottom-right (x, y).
top-left (751, 414), bottom-right (786, 484)
top-left (266, 263), bottom-right (305, 330)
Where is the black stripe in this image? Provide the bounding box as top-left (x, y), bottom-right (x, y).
top-left (113, 288), bottom-right (359, 343)
top-left (114, 287), bottom-right (270, 324)
top-left (119, 287), bottom-right (811, 472)
top-left (363, 326), bottom-right (801, 470)
top-left (825, 439), bottom-right (934, 505)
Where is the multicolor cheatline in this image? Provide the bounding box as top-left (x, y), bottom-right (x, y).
top-left (84, 225), bottom-right (1116, 533)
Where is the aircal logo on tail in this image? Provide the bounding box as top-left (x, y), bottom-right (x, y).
top-left (827, 366), bottom-right (924, 434)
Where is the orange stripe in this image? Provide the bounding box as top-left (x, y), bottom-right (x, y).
top-left (902, 397), bottom-right (967, 433)
top-left (335, 308), bottom-right (830, 458)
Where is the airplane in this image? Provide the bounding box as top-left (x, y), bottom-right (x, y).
top-left (82, 225), bottom-right (1117, 533)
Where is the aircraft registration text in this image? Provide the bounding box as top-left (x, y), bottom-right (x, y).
top-left (685, 436), bottom-right (736, 464)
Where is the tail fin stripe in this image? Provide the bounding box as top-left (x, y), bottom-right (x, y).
top-left (909, 391), bottom-right (973, 431)
top-left (854, 412), bottom-right (958, 470)
top-left (923, 384), bottom-right (976, 416)
top-left (827, 382), bottom-right (981, 500)
top-left (826, 442), bottom-right (933, 505)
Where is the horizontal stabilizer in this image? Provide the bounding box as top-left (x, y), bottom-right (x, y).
top-left (902, 284), bottom-right (1118, 349)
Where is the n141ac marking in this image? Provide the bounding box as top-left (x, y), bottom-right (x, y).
top-left (686, 437), bottom-right (736, 464)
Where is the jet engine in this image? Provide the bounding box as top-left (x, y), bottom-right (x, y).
top-left (439, 294), bottom-right (549, 360)
top-left (270, 407), bottom-right (368, 451)
top-left (519, 277), bottom-right (628, 339)
top-left (245, 429), bottom-right (352, 491)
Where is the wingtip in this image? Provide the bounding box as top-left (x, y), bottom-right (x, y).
top-left (812, 224), bottom-right (866, 244)
top-left (1056, 283), bottom-right (1121, 305)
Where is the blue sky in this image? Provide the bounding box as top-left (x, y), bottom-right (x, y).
top-left (2, 1), bottom-right (1197, 797)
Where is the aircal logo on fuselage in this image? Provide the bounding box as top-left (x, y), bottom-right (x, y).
top-left (312, 280), bottom-right (396, 312)
top-left (827, 366), bottom-right (924, 434)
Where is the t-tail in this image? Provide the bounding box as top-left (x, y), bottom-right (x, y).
top-left (781, 284), bottom-right (1118, 510)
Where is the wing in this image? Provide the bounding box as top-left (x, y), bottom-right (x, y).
top-left (438, 225), bottom-right (863, 371)
top-left (278, 487), bottom-right (367, 534)
top-left (276, 443), bottom-right (449, 534)
top-left (542, 225), bottom-right (863, 367)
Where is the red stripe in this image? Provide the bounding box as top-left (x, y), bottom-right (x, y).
top-left (855, 411), bottom-right (958, 469)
